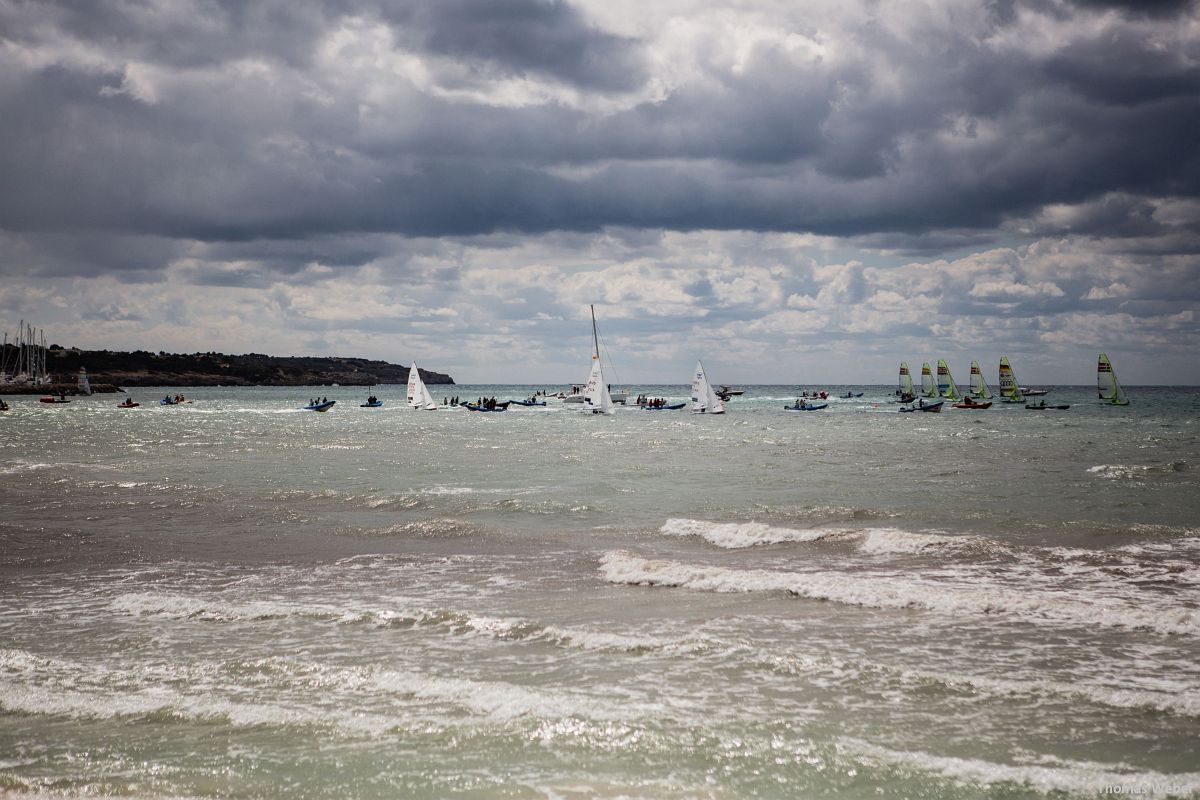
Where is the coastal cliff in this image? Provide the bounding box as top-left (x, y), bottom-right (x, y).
top-left (1, 346), bottom-right (453, 390)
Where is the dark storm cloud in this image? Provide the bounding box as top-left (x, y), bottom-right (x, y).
top-left (380, 0), bottom-right (647, 92)
top-left (1042, 30), bottom-right (1200, 106)
top-left (1062, 0), bottom-right (1197, 18)
top-left (0, 229), bottom-right (181, 280)
top-left (1, 0), bottom-right (1199, 282)
top-left (0, 0), bottom-right (338, 69)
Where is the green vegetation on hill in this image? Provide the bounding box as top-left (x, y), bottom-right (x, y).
top-left (23, 346), bottom-right (454, 387)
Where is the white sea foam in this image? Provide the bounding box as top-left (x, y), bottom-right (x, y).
top-left (659, 518), bottom-right (966, 554)
top-left (857, 528), bottom-right (962, 554)
top-left (0, 461), bottom-right (55, 475)
top-left (599, 551), bottom-right (1200, 637)
top-left (538, 625), bottom-right (688, 653)
top-left (894, 666), bottom-right (1200, 718)
top-left (842, 739), bottom-right (1200, 796)
top-left (658, 518), bottom-right (843, 548)
top-left (756, 649), bottom-right (1200, 719)
top-left (0, 676), bottom-right (397, 735)
top-left (1088, 464), bottom-right (1155, 480)
top-left (375, 518), bottom-right (474, 537)
top-left (372, 669), bottom-right (635, 722)
top-left (109, 592), bottom-right (328, 622)
top-left (105, 592), bottom-right (681, 654)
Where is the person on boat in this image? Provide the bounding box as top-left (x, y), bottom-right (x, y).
top-left (918, 398), bottom-right (925, 408)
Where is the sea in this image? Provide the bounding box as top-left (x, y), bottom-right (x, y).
top-left (1, 385), bottom-right (1198, 799)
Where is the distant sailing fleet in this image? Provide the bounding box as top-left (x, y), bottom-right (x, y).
top-left (3, 309), bottom-right (1133, 415)
top-left (891, 354), bottom-right (1130, 413)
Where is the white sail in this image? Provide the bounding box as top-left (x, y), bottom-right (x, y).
top-left (418, 371), bottom-right (439, 410)
top-left (579, 305), bottom-right (615, 414)
top-left (969, 360), bottom-right (992, 399)
top-left (691, 360), bottom-right (725, 414)
top-left (898, 362), bottom-right (915, 398)
top-left (584, 358), bottom-right (612, 413)
top-left (920, 362), bottom-right (938, 398)
top-left (407, 361), bottom-right (421, 407)
top-left (998, 356), bottom-right (1024, 403)
top-left (77, 367), bottom-right (92, 395)
top-left (1098, 353), bottom-right (1130, 405)
top-left (407, 361), bottom-right (438, 409)
top-left (936, 359), bottom-right (961, 400)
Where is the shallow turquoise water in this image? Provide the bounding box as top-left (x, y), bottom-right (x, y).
top-left (1, 385), bottom-right (1198, 797)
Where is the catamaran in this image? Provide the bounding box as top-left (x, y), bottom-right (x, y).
top-left (998, 356), bottom-right (1024, 404)
top-left (406, 361), bottom-right (439, 410)
top-left (1097, 354), bottom-right (1130, 405)
top-left (896, 362), bottom-right (916, 402)
top-left (969, 360), bottom-right (993, 399)
top-left (690, 360), bottom-right (725, 414)
top-left (936, 359), bottom-right (961, 400)
top-left (920, 362), bottom-right (938, 398)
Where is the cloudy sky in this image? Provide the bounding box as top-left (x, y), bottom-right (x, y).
top-left (1, 0), bottom-right (1197, 384)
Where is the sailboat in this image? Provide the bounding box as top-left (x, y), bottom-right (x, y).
top-left (77, 368), bottom-right (92, 396)
top-left (998, 356), bottom-right (1024, 404)
top-left (584, 351), bottom-right (613, 415)
top-left (567, 306), bottom-right (627, 406)
top-left (579, 306), bottom-right (616, 414)
top-left (920, 362), bottom-right (938, 398)
top-left (690, 360), bottom-right (725, 414)
top-left (407, 361), bottom-right (439, 410)
top-left (936, 359), bottom-right (961, 400)
top-left (1098, 354), bottom-right (1131, 406)
top-left (896, 362), bottom-right (916, 402)
top-left (969, 360), bottom-right (993, 399)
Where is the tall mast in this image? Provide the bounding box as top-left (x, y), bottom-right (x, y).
top-left (590, 304), bottom-right (599, 360)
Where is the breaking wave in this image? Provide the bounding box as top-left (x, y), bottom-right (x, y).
top-left (842, 739), bottom-right (1200, 796)
top-left (599, 551), bottom-right (1200, 637)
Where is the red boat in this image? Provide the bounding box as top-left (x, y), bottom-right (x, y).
top-left (953, 399), bottom-right (992, 410)
top-left (39, 396), bottom-right (70, 404)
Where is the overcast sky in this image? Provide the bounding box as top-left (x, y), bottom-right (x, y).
top-left (1, 0), bottom-right (1197, 384)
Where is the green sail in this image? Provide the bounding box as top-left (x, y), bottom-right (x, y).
top-left (920, 362), bottom-right (938, 398)
top-left (998, 356), bottom-right (1024, 403)
top-left (937, 359), bottom-right (961, 400)
top-left (1098, 353), bottom-right (1130, 405)
top-left (970, 360), bottom-right (993, 399)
